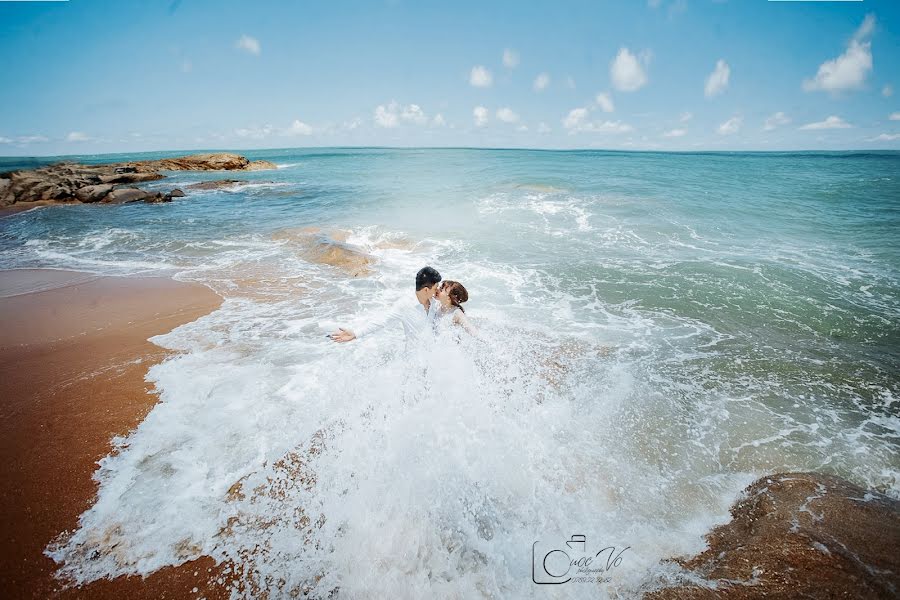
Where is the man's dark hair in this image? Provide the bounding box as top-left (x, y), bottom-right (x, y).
top-left (415, 266), bottom-right (441, 291)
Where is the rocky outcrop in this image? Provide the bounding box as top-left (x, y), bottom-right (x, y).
top-left (127, 153), bottom-right (276, 173)
top-left (647, 473), bottom-right (900, 599)
top-left (0, 153), bottom-right (278, 209)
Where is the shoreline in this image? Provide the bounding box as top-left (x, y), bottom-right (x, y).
top-left (0, 269), bottom-right (229, 599)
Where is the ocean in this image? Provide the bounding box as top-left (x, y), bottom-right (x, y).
top-left (2, 148), bottom-right (898, 598)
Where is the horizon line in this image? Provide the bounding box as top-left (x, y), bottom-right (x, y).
top-left (1, 145), bottom-right (899, 161)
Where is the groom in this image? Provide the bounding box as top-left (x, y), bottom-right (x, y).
top-left (328, 266), bottom-right (442, 343)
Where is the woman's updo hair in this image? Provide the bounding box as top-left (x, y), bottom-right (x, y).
top-left (441, 280), bottom-right (469, 313)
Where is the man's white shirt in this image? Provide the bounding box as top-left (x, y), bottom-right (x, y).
top-left (353, 297), bottom-right (439, 341)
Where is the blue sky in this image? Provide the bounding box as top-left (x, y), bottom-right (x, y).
top-left (1, 0), bottom-right (898, 155)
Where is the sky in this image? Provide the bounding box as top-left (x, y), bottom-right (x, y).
top-left (1, 0), bottom-right (899, 155)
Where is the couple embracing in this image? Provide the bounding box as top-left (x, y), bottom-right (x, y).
top-left (328, 266), bottom-right (477, 343)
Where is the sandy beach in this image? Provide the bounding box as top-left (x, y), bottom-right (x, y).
top-left (0, 269), bottom-right (227, 599)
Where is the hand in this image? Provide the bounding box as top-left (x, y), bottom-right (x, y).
top-left (328, 328), bottom-right (356, 343)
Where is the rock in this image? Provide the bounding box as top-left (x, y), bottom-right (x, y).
top-left (98, 172), bottom-right (164, 185)
top-left (126, 153), bottom-right (275, 172)
top-left (143, 193), bottom-right (171, 204)
top-left (272, 227), bottom-right (373, 277)
top-left (167, 188), bottom-right (185, 198)
top-left (0, 153), bottom-right (275, 210)
top-left (185, 179), bottom-right (246, 191)
top-left (245, 160), bottom-right (278, 171)
top-left (647, 472), bottom-right (900, 600)
top-left (103, 188), bottom-right (157, 204)
top-left (74, 184), bottom-right (114, 203)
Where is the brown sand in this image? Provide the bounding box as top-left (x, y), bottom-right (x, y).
top-left (0, 269), bottom-right (231, 599)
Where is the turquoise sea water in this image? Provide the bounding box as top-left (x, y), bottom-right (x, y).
top-left (2, 148), bottom-right (899, 598)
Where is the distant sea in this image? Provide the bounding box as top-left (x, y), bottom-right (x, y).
top-left (2, 148), bottom-right (899, 598)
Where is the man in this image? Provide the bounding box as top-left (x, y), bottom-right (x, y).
top-left (328, 266), bottom-right (442, 343)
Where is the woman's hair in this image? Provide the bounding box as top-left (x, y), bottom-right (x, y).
top-left (441, 280), bottom-right (469, 313)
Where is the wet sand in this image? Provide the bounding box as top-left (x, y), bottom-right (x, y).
top-left (0, 269), bottom-right (229, 599)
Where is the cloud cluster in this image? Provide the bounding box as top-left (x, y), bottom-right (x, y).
top-left (595, 92), bottom-right (615, 113)
top-left (763, 112), bottom-right (791, 131)
top-left (496, 107), bottom-right (519, 123)
top-left (236, 34), bottom-right (261, 56)
top-left (473, 106), bottom-right (489, 127)
top-left (374, 101), bottom-right (434, 128)
top-left (704, 59), bottom-right (730, 98)
top-left (562, 107), bottom-right (631, 134)
top-left (470, 65), bottom-right (493, 88)
top-left (610, 47), bottom-right (650, 92)
top-left (803, 15), bottom-right (874, 93)
top-left (533, 72), bottom-right (550, 92)
top-left (799, 116), bottom-right (852, 130)
top-left (717, 116), bottom-right (742, 135)
top-left (502, 48), bottom-right (519, 69)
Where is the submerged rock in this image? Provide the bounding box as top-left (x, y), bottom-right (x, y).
top-left (272, 227), bottom-right (373, 277)
top-left (103, 188), bottom-right (164, 204)
top-left (185, 179), bottom-right (249, 191)
top-left (648, 472), bottom-right (900, 599)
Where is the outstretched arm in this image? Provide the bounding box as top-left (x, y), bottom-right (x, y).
top-left (328, 328), bottom-right (357, 343)
top-left (329, 304), bottom-right (403, 343)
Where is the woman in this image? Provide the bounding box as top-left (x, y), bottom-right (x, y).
top-left (434, 280), bottom-right (479, 337)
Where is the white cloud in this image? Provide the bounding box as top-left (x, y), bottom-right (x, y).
top-left (563, 108), bottom-right (589, 130)
top-left (470, 65), bottom-right (493, 87)
top-left (401, 103), bottom-right (428, 125)
top-left (803, 14), bottom-right (874, 93)
top-left (66, 131), bottom-right (90, 142)
top-left (763, 112), bottom-right (791, 131)
top-left (610, 47), bottom-right (649, 92)
top-left (432, 113), bottom-right (446, 127)
top-left (563, 107), bottom-right (632, 133)
top-left (0, 136), bottom-right (13, 144)
top-left (537, 122), bottom-right (551, 134)
top-left (889, 112), bottom-right (900, 121)
top-left (883, 85), bottom-right (894, 98)
top-left (595, 92), bottom-right (615, 113)
top-left (473, 106), bottom-right (489, 127)
top-left (236, 34), bottom-right (261, 56)
top-left (717, 116), bottom-right (742, 135)
top-left (704, 59), bottom-right (730, 98)
top-left (679, 111), bottom-right (693, 123)
top-left (868, 133), bottom-right (900, 141)
top-left (799, 115), bottom-right (852, 130)
top-left (342, 118), bottom-right (362, 131)
top-left (496, 107), bottom-right (520, 123)
top-left (374, 102), bottom-right (400, 128)
top-left (284, 120), bottom-right (312, 136)
top-left (566, 76), bottom-right (576, 89)
top-left (662, 128), bottom-right (687, 138)
top-left (503, 48), bottom-right (519, 69)
top-left (517, 124), bottom-right (528, 132)
top-left (374, 101), bottom-right (430, 127)
top-left (533, 72), bottom-right (550, 92)
top-left (235, 124), bottom-right (275, 139)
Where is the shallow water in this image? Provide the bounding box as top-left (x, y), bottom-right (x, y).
top-left (2, 148), bottom-right (898, 598)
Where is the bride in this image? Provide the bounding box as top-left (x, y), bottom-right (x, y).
top-left (433, 280), bottom-right (479, 337)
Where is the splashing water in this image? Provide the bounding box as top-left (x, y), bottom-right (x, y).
top-left (1, 148), bottom-right (896, 598)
